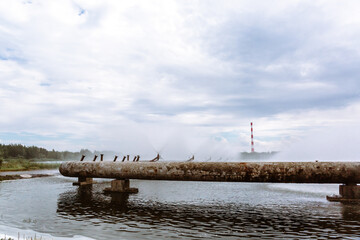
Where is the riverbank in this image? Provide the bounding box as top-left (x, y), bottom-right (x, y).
top-left (0, 158), bottom-right (60, 172)
top-left (0, 173), bottom-right (53, 182)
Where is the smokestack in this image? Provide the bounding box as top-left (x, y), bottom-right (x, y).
top-left (100, 154), bottom-right (104, 161)
top-left (251, 122), bottom-right (254, 153)
top-left (113, 155), bottom-right (118, 162)
top-left (80, 155), bottom-right (85, 161)
top-left (93, 155), bottom-right (98, 161)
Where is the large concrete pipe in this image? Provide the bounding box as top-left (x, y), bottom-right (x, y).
top-left (60, 161), bottom-right (360, 201)
top-left (60, 161), bottom-right (360, 183)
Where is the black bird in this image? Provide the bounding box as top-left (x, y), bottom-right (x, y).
top-left (186, 155), bottom-right (194, 162)
top-left (150, 153), bottom-right (160, 162)
top-left (113, 155), bottom-right (118, 162)
top-left (80, 155), bottom-right (85, 161)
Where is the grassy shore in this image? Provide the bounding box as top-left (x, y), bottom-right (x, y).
top-left (0, 174), bottom-right (52, 181)
top-left (0, 158), bottom-right (60, 172)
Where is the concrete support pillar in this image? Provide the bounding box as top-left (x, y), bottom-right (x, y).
top-left (73, 177), bottom-right (94, 186)
top-left (104, 179), bottom-right (138, 193)
top-left (339, 184), bottom-right (360, 199)
top-left (110, 193), bottom-right (129, 206)
top-left (327, 184), bottom-right (360, 203)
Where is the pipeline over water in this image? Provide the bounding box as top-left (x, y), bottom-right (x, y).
top-left (60, 162), bottom-right (360, 183)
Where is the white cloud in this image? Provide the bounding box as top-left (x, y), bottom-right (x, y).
top-left (0, 0), bottom-right (360, 158)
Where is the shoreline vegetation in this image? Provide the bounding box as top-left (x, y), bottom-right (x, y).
top-left (0, 143), bottom-right (84, 161)
top-left (0, 158), bottom-right (60, 172)
top-left (0, 143), bottom-right (92, 172)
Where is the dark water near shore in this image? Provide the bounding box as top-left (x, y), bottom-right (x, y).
top-left (0, 172), bottom-right (360, 239)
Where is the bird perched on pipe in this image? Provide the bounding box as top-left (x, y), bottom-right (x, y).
top-left (150, 153), bottom-right (160, 162)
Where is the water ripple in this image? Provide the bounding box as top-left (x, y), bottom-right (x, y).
top-left (0, 177), bottom-right (360, 239)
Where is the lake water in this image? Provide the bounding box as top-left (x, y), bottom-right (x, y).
top-left (0, 171), bottom-right (360, 239)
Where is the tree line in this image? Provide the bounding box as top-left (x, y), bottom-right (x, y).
top-left (0, 143), bottom-right (92, 160)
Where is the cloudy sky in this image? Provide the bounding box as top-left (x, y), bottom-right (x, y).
top-left (0, 0), bottom-right (360, 159)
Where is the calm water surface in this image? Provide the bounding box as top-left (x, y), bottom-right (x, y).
top-left (0, 172), bottom-right (360, 239)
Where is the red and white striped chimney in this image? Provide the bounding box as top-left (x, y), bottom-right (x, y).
top-left (251, 122), bottom-right (254, 152)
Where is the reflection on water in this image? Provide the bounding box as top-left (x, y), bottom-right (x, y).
top-left (57, 182), bottom-right (360, 239)
top-left (0, 176), bottom-right (360, 239)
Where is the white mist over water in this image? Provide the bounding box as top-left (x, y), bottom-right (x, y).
top-left (139, 124), bottom-right (239, 161)
top-left (273, 125), bottom-right (360, 162)
top-left (87, 122), bottom-right (241, 161)
top-left (77, 119), bottom-right (360, 162)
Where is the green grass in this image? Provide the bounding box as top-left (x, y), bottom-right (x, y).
top-left (0, 158), bottom-right (60, 171)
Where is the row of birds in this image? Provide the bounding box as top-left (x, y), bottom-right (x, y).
top-left (79, 153), bottom-right (195, 162)
top-left (80, 153), bottom-right (160, 162)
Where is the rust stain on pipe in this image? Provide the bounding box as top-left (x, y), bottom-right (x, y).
top-left (59, 162), bottom-right (360, 184)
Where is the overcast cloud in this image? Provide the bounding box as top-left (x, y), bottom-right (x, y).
top-left (0, 0), bottom-right (360, 159)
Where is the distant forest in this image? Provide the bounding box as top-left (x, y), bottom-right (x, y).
top-left (0, 143), bottom-right (91, 160)
top-left (0, 143), bottom-right (279, 161)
